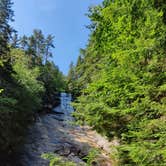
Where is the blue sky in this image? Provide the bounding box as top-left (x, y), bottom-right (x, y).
top-left (12, 0), bottom-right (103, 75)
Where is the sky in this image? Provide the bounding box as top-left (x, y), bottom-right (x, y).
top-left (12, 0), bottom-right (103, 75)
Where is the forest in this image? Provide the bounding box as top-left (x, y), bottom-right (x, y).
top-left (68, 0), bottom-right (166, 165)
top-left (0, 0), bottom-right (66, 162)
top-left (0, 0), bottom-right (166, 165)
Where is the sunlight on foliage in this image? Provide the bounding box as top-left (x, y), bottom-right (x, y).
top-left (69, 0), bottom-right (166, 165)
top-left (41, 153), bottom-right (77, 166)
top-left (83, 148), bottom-right (100, 166)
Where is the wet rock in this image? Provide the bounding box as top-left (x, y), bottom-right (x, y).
top-left (52, 115), bottom-right (64, 121)
top-left (68, 153), bottom-right (86, 165)
top-left (54, 143), bottom-right (79, 157)
top-left (53, 111), bottom-right (64, 114)
top-left (54, 144), bottom-right (69, 156)
top-left (76, 144), bottom-right (90, 158)
top-left (17, 93), bottom-right (113, 166)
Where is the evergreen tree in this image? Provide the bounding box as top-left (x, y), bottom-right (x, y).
top-left (0, 0), bottom-right (14, 57)
top-left (67, 62), bottom-right (76, 94)
top-left (20, 35), bottom-right (28, 49)
top-left (44, 34), bottom-right (55, 64)
top-left (20, 30), bottom-right (55, 65)
top-left (10, 31), bottom-right (19, 48)
top-left (72, 0), bottom-right (166, 165)
top-left (0, 2), bottom-right (65, 159)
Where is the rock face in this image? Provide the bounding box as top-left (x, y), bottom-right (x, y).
top-left (18, 93), bottom-right (113, 166)
top-left (43, 92), bottom-right (61, 112)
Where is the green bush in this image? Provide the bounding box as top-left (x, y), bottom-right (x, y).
top-left (72, 0), bottom-right (166, 165)
top-left (42, 153), bottom-right (77, 166)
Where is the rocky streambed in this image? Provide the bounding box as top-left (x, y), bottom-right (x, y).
top-left (18, 93), bottom-right (114, 166)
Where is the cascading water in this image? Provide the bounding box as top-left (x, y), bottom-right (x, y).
top-left (17, 92), bottom-right (112, 166)
top-left (61, 93), bottom-right (74, 114)
top-left (53, 92), bottom-right (74, 121)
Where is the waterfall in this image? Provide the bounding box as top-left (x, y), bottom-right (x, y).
top-left (53, 92), bottom-right (74, 120)
top-left (60, 93), bottom-right (74, 115)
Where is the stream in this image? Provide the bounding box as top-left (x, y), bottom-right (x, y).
top-left (17, 93), bottom-right (112, 166)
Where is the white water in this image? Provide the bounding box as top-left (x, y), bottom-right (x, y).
top-left (19, 93), bottom-right (112, 166)
top-left (60, 93), bottom-right (74, 115)
top-left (53, 92), bottom-right (74, 120)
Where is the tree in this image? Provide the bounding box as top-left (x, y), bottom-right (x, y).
top-left (39, 61), bottom-right (66, 109)
top-left (44, 34), bottom-right (55, 63)
top-left (20, 35), bottom-right (28, 49)
top-left (19, 30), bottom-right (55, 66)
top-left (10, 31), bottom-right (19, 48)
top-left (0, 1), bottom-right (66, 161)
top-left (67, 62), bottom-right (77, 96)
top-left (0, 0), bottom-right (14, 57)
top-left (73, 0), bottom-right (166, 165)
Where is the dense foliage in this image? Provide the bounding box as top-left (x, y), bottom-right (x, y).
top-left (70, 0), bottom-right (166, 165)
top-left (0, 0), bottom-right (66, 159)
